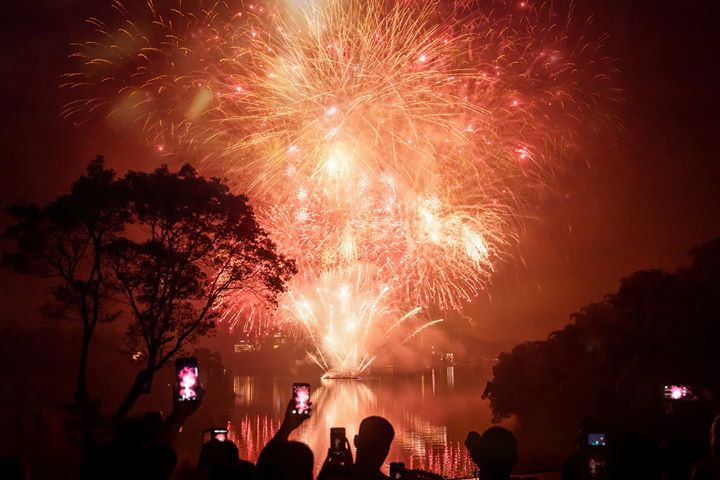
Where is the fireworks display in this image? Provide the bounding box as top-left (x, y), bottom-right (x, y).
top-left (64, 0), bottom-right (614, 376)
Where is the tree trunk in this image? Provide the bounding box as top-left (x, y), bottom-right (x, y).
top-left (73, 329), bottom-right (92, 405)
top-left (115, 368), bottom-right (153, 419)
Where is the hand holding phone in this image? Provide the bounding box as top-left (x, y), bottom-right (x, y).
top-left (277, 383), bottom-right (313, 440)
top-left (330, 427), bottom-right (347, 454)
top-left (325, 427), bottom-right (353, 468)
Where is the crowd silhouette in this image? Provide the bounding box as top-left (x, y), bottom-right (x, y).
top-left (3, 383), bottom-right (719, 480)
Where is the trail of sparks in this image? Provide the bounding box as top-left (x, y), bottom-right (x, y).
top-left (64, 0), bottom-right (615, 375)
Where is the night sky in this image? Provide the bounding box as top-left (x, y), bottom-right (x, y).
top-left (1, 0), bottom-right (719, 348)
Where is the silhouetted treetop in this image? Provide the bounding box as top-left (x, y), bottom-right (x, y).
top-left (110, 163), bottom-right (296, 418)
top-left (484, 237), bottom-right (720, 438)
top-left (3, 156), bottom-right (127, 405)
top-left (3, 158), bottom-right (297, 420)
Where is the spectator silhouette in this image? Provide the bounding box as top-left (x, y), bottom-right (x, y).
top-left (257, 440), bottom-right (314, 480)
top-left (198, 438), bottom-right (255, 479)
top-left (83, 415), bottom-right (177, 480)
top-left (256, 392), bottom-right (314, 480)
top-left (351, 416), bottom-right (395, 480)
top-left (465, 426), bottom-right (518, 480)
top-left (691, 414), bottom-right (720, 480)
top-left (562, 419), bottom-right (606, 480)
top-left (82, 396), bottom-right (203, 480)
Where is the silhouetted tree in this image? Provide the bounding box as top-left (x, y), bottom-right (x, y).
top-left (483, 237), bottom-right (720, 456)
top-left (3, 157), bottom-right (126, 406)
top-left (110, 164), bottom-right (296, 418)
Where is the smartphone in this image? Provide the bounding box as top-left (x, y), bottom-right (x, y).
top-left (292, 383), bottom-right (310, 415)
top-left (202, 428), bottom-right (228, 443)
top-left (664, 385), bottom-right (691, 400)
top-left (389, 462), bottom-right (405, 479)
top-left (587, 433), bottom-right (606, 447)
top-left (175, 357), bottom-right (199, 402)
top-left (330, 427), bottom-right (346, 454)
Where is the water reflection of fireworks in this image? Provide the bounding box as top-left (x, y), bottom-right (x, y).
top-left (228, 372), bottom-right (494, 477)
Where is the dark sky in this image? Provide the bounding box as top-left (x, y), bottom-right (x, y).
top-left (1, 0), bottom-right (719, 348)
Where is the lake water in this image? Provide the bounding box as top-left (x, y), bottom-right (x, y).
top-left (228, 366), bottom-right (497, 479)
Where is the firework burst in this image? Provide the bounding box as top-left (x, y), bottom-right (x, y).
top-left (282, 266), bottom-right (441, 377)
top-left (64, 0), bottom-right (615, 375)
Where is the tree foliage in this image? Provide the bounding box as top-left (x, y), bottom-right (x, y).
top-left (3, 159), bottom-right (296, 420)
top-left (3, 157), bottom-right (126, 404)
top-left (111, 164), bottom-right (296, 417)
top-left (483, 238), bottom-right (720, 439)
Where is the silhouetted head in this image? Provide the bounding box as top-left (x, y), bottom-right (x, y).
top-left (711, 415), bottom-right (720, 457)
top-left (467, 427), bottom-right (518, 480)
top-left (140, 444), bottom-right (177, 480)
top-left (139, 412), bottom-right (165, 444)
top-left (199, 438), bottom-right (240, 478)
top-left (113, 413), bottom-right (165, 447)
top-left (353, 416), bottom-right (395, 471)
top-left (257, 440), bottom-right (313, 480)
top-left (113, 417), bottom-right (144, 446)
top-left (99, 415), bottom-right (178, 480)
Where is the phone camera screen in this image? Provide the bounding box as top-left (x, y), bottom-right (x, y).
top-left (664, 385), bottom-right (689, 400)
top-left (203, 428), bottom-right (228, 443)
top-left (588, 433), bottom-right (606, 447)
top-left (331, 428), bottom-right (345, 453)
top-left (177, 365), bottom-right (199, 401)
top-left (293, 384), bottom-right (310, 415)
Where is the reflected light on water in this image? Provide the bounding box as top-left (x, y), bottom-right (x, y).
top-left (229, 414), bottom-right (282, 462)
top-left (233, 376), bottom-right (255, 406)
top-left (228, 368), bottom-right (492, 478)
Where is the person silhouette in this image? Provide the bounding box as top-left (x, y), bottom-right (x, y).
top-left (691, 414), bottom-right (720, 480)
top-left (256, 393), bottom-right (314, 480)
top-left (198, 437), bottom-right (256, 479)
top-left (562, 419), bottom-right (607, 480)
top-left (257, 440), bottom-right (314, 480)
top-left (83, 415), bottom-right (178, 480)
top-left (351, 416), bottom-right (395, 480)
top-left (465, 427), bottom-right (518, 480)
top-left (318, 416), bottom-right (394, 480)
